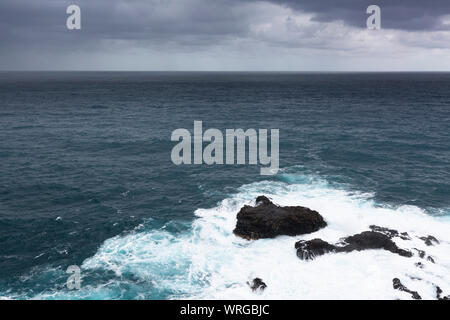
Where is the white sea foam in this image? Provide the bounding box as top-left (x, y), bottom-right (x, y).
top-left (79, 173), bottom-right (450, 300)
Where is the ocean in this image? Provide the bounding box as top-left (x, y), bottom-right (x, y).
top-left (0, 72), bottom-right (449, 299)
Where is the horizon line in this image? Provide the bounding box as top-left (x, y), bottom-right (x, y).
top-left (2, 70), bottom-right (450, 73)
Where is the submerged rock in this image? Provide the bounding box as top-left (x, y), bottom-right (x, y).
top-left (436, 286), bottom-right (450, 300)
top-left (248, 278), bottom-right (267, 292)
top-left (419, 235), bottom-right (439, 246)
top-left (412, 248), bottom-right (436, 264)
top-left (393, 278), bottom-right (422, 300)
top-left (295, 231), bottom-right (413, 260)
top-left (413, 248), bottom-right (426, 258)
top-left (234, 196), bottom-right (327, 240)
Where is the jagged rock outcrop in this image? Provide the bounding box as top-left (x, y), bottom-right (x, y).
top-left (436, 286), bottom-right (450, 300)
top-left (393, 278), bottom-right (422, 300)
top-left (369, 225), bottom-right (411, 240)
top-left (234, 196), bottom-right (327, 240)
top-left (419, 235), bottom-right (439, 246)
top-left (295, 231), bottom-right (413, 260)
top-left (248, 278), bottom-right (267, 292)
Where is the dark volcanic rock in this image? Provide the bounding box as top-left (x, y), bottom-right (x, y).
top-left (393, 278), bottom-right (421, 300)
top-left (255, 195), bottom-right (271, 205)
top-left (413, 248), bottom-right (426, 258)
top-left (436, 286), bottom-right (450, 300)
top-left (419, 235), bottom-right (439, 246)
top-left (248, 278), bottom-right (267, 292)
top-left (233, 196), bottom-right (327, 240)
top-left (344, 232), bottom-right (412, 257)
top-left (369, 225), bottom-right (411, 240)
top-left (295, 231), bottom-right (413, 260)
top-left (295, 239), bottom-right (336, 260)
top-left (413, 248), bottom-right (436, 263)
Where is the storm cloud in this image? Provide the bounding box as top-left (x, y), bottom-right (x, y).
top-left (274, 0), bottom-right (450, 30)
top-left (1, 0), bottom-right (450, 70)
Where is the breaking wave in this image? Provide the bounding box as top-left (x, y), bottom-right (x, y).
top-left (31, 172), bottom-right (450, 300)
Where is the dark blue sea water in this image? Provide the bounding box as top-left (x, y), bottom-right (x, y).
top-left (1, 72), bottom-right (449, 299)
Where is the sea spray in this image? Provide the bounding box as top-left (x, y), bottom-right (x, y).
top-left (72, 174), bottom-right (450, 300)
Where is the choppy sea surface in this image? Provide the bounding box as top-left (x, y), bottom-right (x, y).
top-left (0, 72), bottom-right (449, 299)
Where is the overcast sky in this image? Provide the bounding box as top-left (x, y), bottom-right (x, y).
top-left (2, 0), bottom-right (450, 71)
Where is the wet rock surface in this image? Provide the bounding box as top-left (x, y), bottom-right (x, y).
top-left (248, 278), bottom-right (267, 292)
top-left (234, 196), bottom-right (327, 240)
top-left (393, 278), bottom-right (422, 300)
top-left (413, 248), bottom-right (436, 263)
top-left (419, 235), bottom-right (439, 246)
top-left (295, 238), bottom-right (337, 260)
top-left (436, 286), bottom-right (450, 300)
top-left (370, 225), bottom-right (411, 240)
top-left (295, 231), bottom-right (413, 260)
top-left (413, 248), bottom-right (426, 258)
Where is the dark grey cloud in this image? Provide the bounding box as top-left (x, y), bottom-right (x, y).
top-left (1, 0), bottom-right (450, 70)
top-left (273, 0), bottom-right (450, 30)
top-left (0, 0), bottom-right (249, 47)
top-left (2, 0), bottom-right (450, 47)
